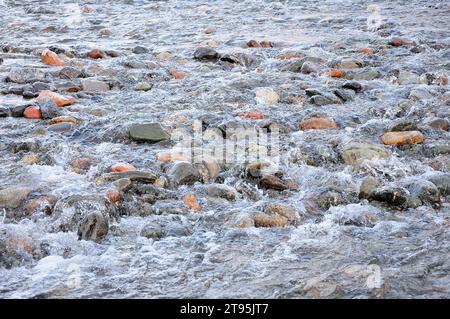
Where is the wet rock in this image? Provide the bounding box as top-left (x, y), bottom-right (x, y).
top-left (77, 212), bottom-right (109, 242)
top-left (299, 118), bottom-right (338, 130)
top-left (389, 37), bottom-right (414, 47)
top-left (52, 195), bottom-right (117, 232)
top-left (302, 143), bottom-right (339, 166)
top-left (41, 49), bottom-right (64, 66)
top-left (106, 189), bottom-right (121, 203)
top-left (134, 82), bottom-right (153, 91)
top-left (301, 61), bottom-right (320, 74)
top-left (398, 70), bottom-right (419, 85)
top-left (113, 178), bottom-right (133, 192)
top-left (345, 69), bottom-right (380, 81)
top-left (428, 118), bottom-right (449, 131)
top-left (167, 161), bottom-right (200, 186)
top-left (340, 141), bottom-right (390, 165)
top-left (7, 68), bottom-right (46, 84)
top-left (387, 120), bottom-right (418, 132)
top-left (254, 204), bottom-right (296, 227)
top-left (332, 59), bottom-right (364, 69)
top-left (38, 90), bottom-right (75, 107)
top-left (111, 163), bottom-right (136, 172)
top-left (48, 116), bottom-right (80, 125)
top-left (426, 173), bottom-right (450, 196)
top-left (329, 69), bottom-right (344, 78)
top-left (81, 79), bottom-right (110, 92)
top-left (58, 67), bottom-right (85, 79)
top-left (334, 88), bottom-right (355, 101)
top-left (0, 187), bottom-right (32, 209)
top-left (0, 107), bottom-right (10, 117)
top-left (47, 122), bottom-right (74, 132)
top-left (97, 171), bottom-right (158, 184)
top-left (381, 131), bottom-right (424, 145)
top-left (87, 49), bottom-right (105, 59)
top-left (100, 28), bottom-right (112, 36)
top-left (37, 97), bottom-right (61, 119)
top-left (23, 106), bottom-right (42, 119)
top-left (207, 184), bottom-right (237, 200)
top-left (342, 81), bottom-right (362, 92)
top-left (11, 105), bottom-right (27, 117)
top-left (309, 94), bottom-right (341, 105)
top-left (255, 87), bottom-right (279, 105)
top-left (140, 224), bottom-right (164, 238)
top-left (246, 40), bottom-right (261, 47)
top-left (405, 180), bottom-right (440, 205)
top-left (183, 194), bottom-right (201, 210)
top-left (31, 81), bottom-right (51, 93)
top-left (368, 186), bottom-right (409, 206)
top-left (259, 175), bottom-right (289, 191)
top-left (359, 176), bottom-right (383, 199)
top-left (169, 68), bottom-right (187, 80)
top-left (132, 46), bottom-right (149, 54)
top-left (24, 196), bottom-right (56, 215)
top-left (281, 56), bottom-right (324, 72)
top-left (193, 47), bottom-right (219, 61)
top-left (129, 123), bottom-right (170, 143)
top-left (315, 190), bottom-right (345, 209)
top-left (235, 180), bottom-right (262, 201)
top-left (264, 203), bottom-right (297, 224)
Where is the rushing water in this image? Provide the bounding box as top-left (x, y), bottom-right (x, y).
top-left (0, 0), bottom-right (449, 298)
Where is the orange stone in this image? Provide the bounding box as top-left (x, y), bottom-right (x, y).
top-left (23, 106), bottom-right (42, 119)
top-left (71, 157), bottom-right (94, 170)
top-left (106, 189), bottom-right (121, 202)
top-left (87, 49), bottom-right (105, 59)
top-left (38, 90), bottom-right (76, 107)
top-left (358, 47), bottom-right (375, 55)
top-left (183, 194), bottom-right (201, 210)
top-left (48, 116), bottom-right (81, 125)
top-left (246, 40), bottom-right (261, 48)
top-left (41, 49), bottom-right (64, 66)
top-left (169, 68), bottom-right (187, 80)
top-left (239, 112), bottom-right (264, 119)
top-left (380, 131), bottom-right (424, 145)
top-left (299, 118), bottom-right (338, 130)
top-left (111, 163), bottom-right (136, 172)
top-left (82, 4), bottom-right (95, 13)
top-left (260, 40), bottom-right (272, 48)
top-left (329, 69), bottom-right (344, 78)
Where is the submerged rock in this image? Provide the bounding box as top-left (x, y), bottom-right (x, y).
top-left (77, 212), bottom-right (109, 242)
top-left (340, 141), bottom-right (390, 165)
top-left (129, 123), bottom-right (170, 143)
top-left (193, 47), bottom-right (219, 61)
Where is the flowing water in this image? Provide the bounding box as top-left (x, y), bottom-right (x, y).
top-left (0, 0), bottom-right (449, 298)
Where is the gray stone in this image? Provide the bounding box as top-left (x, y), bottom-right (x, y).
top-left (341, 141), bottom-right (390, 165)
top-left (132, 46), bottom-right (149, 54)
top-left (405, 180), bottom-right (440, 204)
top-left (193, 47), bottom-right (219, 61)
top-left (281, 56), bottom-right (324, 72)
top-left (81, 79), bottom-right (110, 92)
top-left (113, 178), bottom-right (133, 192)
top-left (334, 89), bottom-right (355, 102)
top-left (207, 184), bottom-right (237, 200)
top-left (387, 120), bottom-right (418, 132)
top-left (342, 81), bottom-right (362, 92)
top-left (359, 176), bottom-right (383, 199)
top-left (368, 186), bottom-right (409, 206)
top-left (47, 122), bottom-right (74, 132)
top-left (167, 161), bottom-right (200, 186)
top-left (140, 224), bottom-right (164, 238)
top-left (301, 61), bottom-right (320, 74)
top-left (129, 123), bottom-right (170, 143)
top-left (98, 171), bottom-right (158, 184)
top-left (426, 173), bottom-right (450, 196)
top-left (134, 82), bottom-right (153, 91)
top-left (37, 96), bottom-right (62, 119)
top-left (7, 68), bottom-right (46, 84)
top-left (77, 212), bottom-right (109, 242)
top-left (0, 186), bottom-right (32, 209)
top-left (309, 94), bottom-right (340, 105)
top-left (58, 67), bottom-right (85, 79)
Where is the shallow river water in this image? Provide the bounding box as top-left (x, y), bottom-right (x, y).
top-left (0, 0), bottom-right (449, 298)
